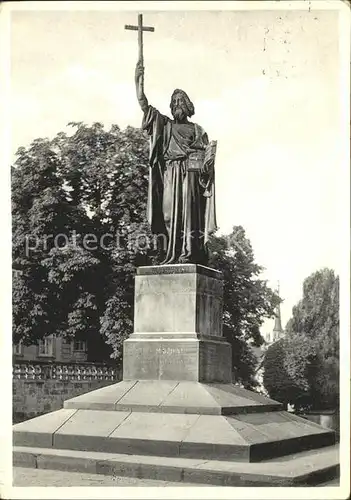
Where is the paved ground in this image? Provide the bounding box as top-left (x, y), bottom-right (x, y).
top-left (13, 467), bottom-right (201, 487)
top-left (12, 467), bottom-right (339, 487)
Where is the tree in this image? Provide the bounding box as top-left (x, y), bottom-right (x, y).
top-left (263, 339), bottom-right (295, 407)
top-left (12, 122), bottom-right (278, 384)
top-left (263, 268), bottom-right (339, 410)
top-left (263, 335), bottom-right (318, 411)
top-left (12, 139), bottom-right (101, 347)
top-left (208, 229), bottom-right (279, 388)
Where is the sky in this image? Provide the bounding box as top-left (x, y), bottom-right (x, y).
top-left (8, 3), bottom-right (347, 336)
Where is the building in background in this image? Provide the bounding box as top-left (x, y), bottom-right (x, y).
top-left (13, 336), bottom-right (88, 363)
top-left (254, 283), bottom-right (285, 393)
top-left (12, 267), bottom-right (112, 363)
top-left (12, 269), bottom-right (88, 362)
top-left (263, 283), bottom-right (285, 345)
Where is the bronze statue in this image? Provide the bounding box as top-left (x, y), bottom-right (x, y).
top-left (127, 15), bottom-right (217, 265)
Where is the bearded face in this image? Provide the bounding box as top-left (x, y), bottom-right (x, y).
top-left (170, 94), bottom-right (187, 121)
top-left (172, 106), bottom-right (187, 121)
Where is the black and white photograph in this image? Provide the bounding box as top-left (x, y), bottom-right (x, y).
top-left (0, 1), bottom-right (350, 498)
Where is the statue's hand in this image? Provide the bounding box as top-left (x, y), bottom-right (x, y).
top-left (135, 60), bottom-right (148, 111)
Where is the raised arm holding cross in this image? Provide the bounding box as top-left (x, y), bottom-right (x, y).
top-left (125, 14), bottom-right (154, 113)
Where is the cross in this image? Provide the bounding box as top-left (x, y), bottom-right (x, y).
top-left (125, 14), bottom-right (155, 66)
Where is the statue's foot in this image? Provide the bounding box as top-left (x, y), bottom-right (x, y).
top-left (178, 256), bottom-right (192, 264)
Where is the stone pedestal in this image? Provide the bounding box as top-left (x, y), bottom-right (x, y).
top-left (123, 264), bottom-right (232, 382)
top-left (133, 264), bottom-right (224, 336)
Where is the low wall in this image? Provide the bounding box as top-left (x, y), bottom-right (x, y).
top-left (13, 379), bottom-right (120, 422)
top-left (13, 361), bottom-right (122, 423)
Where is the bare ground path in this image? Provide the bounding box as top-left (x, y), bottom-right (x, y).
top-left (12, 466), bottom-right (203, 487)
top-left (12, 467), bottom-right (339, 488)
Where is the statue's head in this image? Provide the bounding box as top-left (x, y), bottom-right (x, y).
top-left (170, 89), bottom-right (195, 120)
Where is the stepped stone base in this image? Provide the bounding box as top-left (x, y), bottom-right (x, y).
top-left (13, 381), bottom-right (336, 465)
top-left (63, 380), bottom-right (284, 415)
top-left (12, 381), bottom-right (339, 485)
top-left (12, 265), bottom-right (340, 485)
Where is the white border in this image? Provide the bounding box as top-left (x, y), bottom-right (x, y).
top-left (1, 0), bottom-right (349, 12)
top-left (1, 1), bottom-right (350, 499)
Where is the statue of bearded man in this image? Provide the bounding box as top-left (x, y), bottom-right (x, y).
top-left (135, 60), bottom-right (217, 265)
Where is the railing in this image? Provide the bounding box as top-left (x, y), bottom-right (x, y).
top-left (13, 361), bottom-right (120, 381)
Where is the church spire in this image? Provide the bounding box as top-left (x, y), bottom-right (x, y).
top-left (273, 281), bottom-right (284, 341)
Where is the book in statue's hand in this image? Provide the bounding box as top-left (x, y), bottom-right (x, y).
top-left (204, 140), bottom-right (217, 168)
top-left (202, 140), bottom-right (217, 197)
top-left (186, 141), bottom-right (217, 173)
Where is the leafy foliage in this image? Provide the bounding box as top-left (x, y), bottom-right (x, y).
top-left (208, 229), bottom-right (279, 388)
top-left (263, 335), bottom-right (317, 410)
top-left (12, 122), bottom-right (277, 382)
top-left (263, 268), bottom-right (339, 410)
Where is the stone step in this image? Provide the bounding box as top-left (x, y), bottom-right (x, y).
top-left (13, 407), bottom-right (336, 462)
top-left (13, 444), bottom-right (340, 486)
top-left (63, 380), bottom-right (284, 415)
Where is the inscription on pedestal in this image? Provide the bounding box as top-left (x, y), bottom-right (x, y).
top-left (123, 340), bottom-right (199, 381)
top-left (123, 338), bottom-right (232, 383)
top-left (156, 346), bottom-right (183, 355)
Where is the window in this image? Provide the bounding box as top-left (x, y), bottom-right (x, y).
top-left (73, 340), bottom-right (87, 352)
top-left (13, 341), bottom-right (23, 355)
top-left (38, 337), bottom-right (54, 357)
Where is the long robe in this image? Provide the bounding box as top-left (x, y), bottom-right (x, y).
top-left (142, 105), bottom-right (217, 265)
